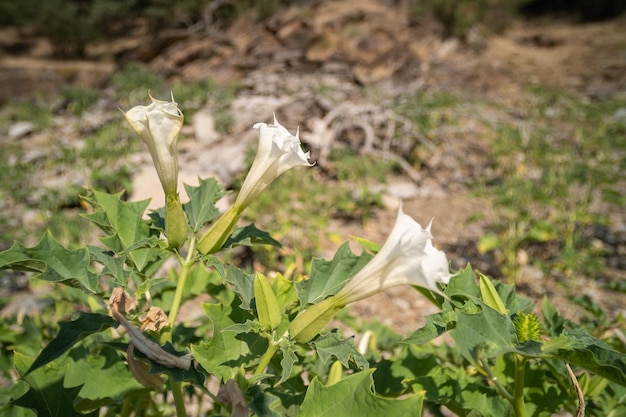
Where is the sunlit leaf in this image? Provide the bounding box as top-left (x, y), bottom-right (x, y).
top-left (298, 370), bottom-right (423, 417)
top-left (547, 329), bottom-right (626, 386)
top-left (313, 330), bottom-right (368, 370)
top-left (81, 190), bottom-right (160, 272)
top-left (183, 177), bottom-right (225, 232)
top-left (13, 353), bottom-right (98, 417)
top-left (223, 224), bottom-right (281, 249)
top-left (296, 242), bottom-right (371, 306)
top-left (64, 345), bottom-right (144, 412)
top-left (0, 232), bottom-right (99, 292)
top-left (25, 313), bottom-right (116, 375)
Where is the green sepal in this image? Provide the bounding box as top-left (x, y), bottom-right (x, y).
top-left (165, 193), bottom-right (188, 249)
top-left (288, 296), bottom-right (341, 344)
top-left (197, 204), bottom-right (242, 255)
top-left (478, 273), bottom-right (507, 315)
top-left (254, 273), bottom-right (281, 331)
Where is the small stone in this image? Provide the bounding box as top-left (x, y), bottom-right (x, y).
top-left (8, 121), bottom-right (35, 140)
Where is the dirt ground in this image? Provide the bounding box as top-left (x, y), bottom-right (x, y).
top-left (1, 1), bottom-right (625, 334)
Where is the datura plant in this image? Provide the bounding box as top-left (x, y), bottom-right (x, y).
top-left (2, 96), bottom-right (625, 417)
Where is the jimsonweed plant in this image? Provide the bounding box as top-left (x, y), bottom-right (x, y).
top-left (1, 94), bottom-right (625, 417)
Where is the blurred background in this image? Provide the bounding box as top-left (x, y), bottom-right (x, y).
top-left (0, 0), bottom-right (625, 330)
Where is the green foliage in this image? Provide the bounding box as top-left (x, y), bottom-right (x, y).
top-left (2, 94), bottom-right (625, 417)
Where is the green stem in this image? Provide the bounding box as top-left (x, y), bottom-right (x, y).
top-left (480, 358), bottom-right (513, 402)
top-left (171, 379), bottom-right (187, 417)
top-left (254, 341), bottom-right (280, 376)
top-left (254, 334), bottom-right (287, 376)
top-left (512, 355), bottom-right (527, 417)
top-left (168, 237), bottom-right (197, 329)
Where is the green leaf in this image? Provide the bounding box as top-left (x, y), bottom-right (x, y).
top-left (64, 345), bottom-right (144, 412)
top-left (13, 353), bottom-right (98, 417)
top-left (183, 177), bottom-right (225, 232)
top-left (451, 300), bottom-right (517, 367)
top-left (191, 302), bottom-right (253, 381)
top-left (25, 312), bottom-right (117, 375)
top-left (226, 265), bottom-right (255, 310)
top-left (313, 330), bottom-right (369, 370)
top-left (478, 273), bottom-right (507, 314)
top-left (548, 329), bottom-right (626, 386)
top-left (223, 224), bottom-right (281, 249)
top-left (298, 370), bottom-right (423, 417)
top-left (403, 305), bottom-right (457, 344)
top-left (445, 265), bottom-right (480, 300)
top-left (81, 190), bottom-right (158, 272)
top-left (0, 232), bottom-right (99, 292)
top-left (542, 296), bottom-right (567, 336)
top-left (87, 246), bottom-right (130, 287)
top-left (278, 343), bottom-right (298, 385)
top-left (296, 242), bottom-right (372, 306)
top-left (273, 273), bottom-right (299, 313)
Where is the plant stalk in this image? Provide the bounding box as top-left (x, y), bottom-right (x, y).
top-left (254, 340), bottom-right (280, 376)
top-left (512, 355), bottom-right (527, 417)
top-left (168, 237), bottom-right (197, 329)
top-left (171, 379), bottom-right (187, 417)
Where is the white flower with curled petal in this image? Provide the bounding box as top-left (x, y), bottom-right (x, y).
top-left (333, 207), bottom-right (451, 306)
top-left (124, 94), bottom-right (183, 196)
top-left (197, 115), bottom-right (313, 254)
top-left (235, 115), bottom-right (313, 208)
top-left (289, 207), bottom-right (451, 343)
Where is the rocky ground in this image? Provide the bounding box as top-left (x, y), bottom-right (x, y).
top-left (1, 0), bottom-right (625, 333)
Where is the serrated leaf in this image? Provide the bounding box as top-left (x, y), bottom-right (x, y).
top-left (296, 242), bottom-right (372, 306)
top-left (191, 302), bottom-right (252, 381)
top-left (226, 265), bottom-right (255, 310)
top-left (313, 330), bottom-right (369, 370)
top-left (478, 273), bottom-right (507, 314)
top-left (87, 246), bottom-right (130, 287)
top-left (298, 370), bottom-right (423, 417)
top-left (64, 345), bottom-right (143, 412)
top-left (548, 329), bottom-right (626, 386)
top-left (81, 190), bottom-right (157, 271)
top-left (0, 232), bottom-right (99, 292)
top-left (444, 264), bottom-right (480, 300)
top-left (403, 306), bottom-right (457, 344)
top-left (452, 300), bottom-right (517, 367)
top-left (223, 224), bottom-right (281, 249)
top-left (25, 312), bottom-right (117, 375)
top-left (183, 177), bottom-right (225, 232)
top-left (278, 343), bottom-right (298, 385)
top-left (13, 353), bottom-right (98, 417)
